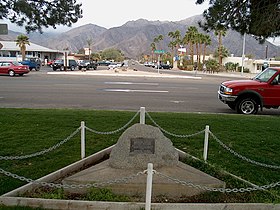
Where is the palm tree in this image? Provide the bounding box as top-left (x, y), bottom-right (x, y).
top-left (86, 39), bottom-right (93, 61)
top-left (150, 42), bottom-right (156, 62)
top-left (186, 26), bottom-right (198, 64)
top-left (214, 27), bottom-right (227, 66)
top-left (202, 35), bottom-right (211, 64)
top-left (16, 34), bottom-right (30, 61)
top-left (168, 30), bottom-right (181, 65)
top-left (153, 34), bottom-right (164, 50)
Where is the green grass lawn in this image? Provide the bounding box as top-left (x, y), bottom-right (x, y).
top-left (0, 108), bottom-right (280, 205)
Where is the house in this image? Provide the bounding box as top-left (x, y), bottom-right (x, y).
top-left (0, 41), bottom-right (63, 64)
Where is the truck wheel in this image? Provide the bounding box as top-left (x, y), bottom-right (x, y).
top-left (236, 98), bottom-right (258, 114)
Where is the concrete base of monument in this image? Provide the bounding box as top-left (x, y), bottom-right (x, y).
top-left (62, 159), bottom-right (225, 201)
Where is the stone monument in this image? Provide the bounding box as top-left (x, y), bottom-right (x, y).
top-left (63, 123), bottom-right (225, 200)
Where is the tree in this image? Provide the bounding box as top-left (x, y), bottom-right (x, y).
top-left (16, 34), bottom-right (30, 61)
top-left (196, 0), bottom-right (280, 42)
top-left (153, 35), bottom-right (164, 50)
top-left (214, 28), bottom-right (227, 66)
top-left (150, 42), bottom-right (156, 62)
top-left (100, 48), bottom-right (124, 62)
top-left (0, 0), bottom-right (83, 33)
top-left (185, 26), bottom-right (198, 64)
top-left (202, 34), bottom-right (211, 64)
top-left (86, 39), bottom-right (93, 61)
top-left (214, 45), bottom-right (229, 65)
top-left (205, 58), bottom-right (219, 73)
top-left (168, 30), bottom-right (182, 65)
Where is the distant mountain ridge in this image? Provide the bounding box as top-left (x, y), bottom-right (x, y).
top-left (1, 15), bottom-right (279, 59)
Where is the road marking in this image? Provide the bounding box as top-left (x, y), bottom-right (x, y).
top-left (103, 89), bottom-right (168, 93)
top-left (171, 100), bottom-right (185, 104)
top-left (104, 82), bottom-right (159, 86)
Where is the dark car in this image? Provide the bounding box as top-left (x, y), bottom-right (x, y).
top-left (0, 61), bottom-right (29, 77)
top-left (97, 60), bottom-right (111, 66)
top-left (160, 64), bottom-right (173, 69)
top-left (78, 60), bottom-right (98, 70)
top-left (52, 59), bottom-right (78, 71)
top-left (20, 57), bottom-right (41, 71)
top-left (154, 63), bottom-right (173, 69)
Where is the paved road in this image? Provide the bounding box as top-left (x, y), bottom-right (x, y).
top-left (0, 65), bottom-right (279, 115)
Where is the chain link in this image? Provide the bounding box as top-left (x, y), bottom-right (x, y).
top-left (209, 131), bottom-right (280, 169)
top-left (1, 166), bottom-right (280, 193)
top-left (0, 167), bottom-right (145, 189)
top-left (0, 127), bottom-right (81, 161)
top-left (85, 110), bottom-right (140, 135)
top-left (155, 171), bottom-right (280, 193)
top-left (146, 111), bottom-right (205, 138)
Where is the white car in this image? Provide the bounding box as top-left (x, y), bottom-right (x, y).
top-left (108, 63), bottom-right (122, 69)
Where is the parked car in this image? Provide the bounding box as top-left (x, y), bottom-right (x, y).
top-left (78, 60), bottom-right (98, 70)
top-left (52, 59), bottom-right (78, 71)
top-left (153, 63), bottom-right (173, 69)
top-left (108, 62), bottom-right (122, 69)
top-left (0, 61), bottom-right (29, 77)
top-left (97, 60), bottom-right (111, 66)
top-left (218, 67), bottom-right (280, 114)
top-left (20, 57), bottom-right (41, 71)
top-left (144, 62), bottom-right (155, 67)
top-left (47, 60), bottom-right (55, 67)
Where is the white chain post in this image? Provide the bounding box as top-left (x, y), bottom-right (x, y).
top-left (81, 121), bottom-right (85, 159)
top-left (140, 107), bottom-right (145, 124)
top-left (203, 125), bottom-right (210, 162)
top-left (145, 163), bottom-right (153, 210)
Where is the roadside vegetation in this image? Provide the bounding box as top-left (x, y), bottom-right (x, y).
top-left (0, 108), bottom-right (280, 205)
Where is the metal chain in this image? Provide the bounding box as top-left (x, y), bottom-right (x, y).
top-left (209, 131), bottom-right (280, 169)
top-left (0, 167), bottom-right (145, 189)
top-left (85, 110), bottom-right (140, 135)
top-left (146, 111), bottom-right (205, 138)
top-left (155, 171), bottom-right (280, 193)
top-left (0, 127), bottom-right (81, 160)
top-left (1, 166), bottom-right (280, 193)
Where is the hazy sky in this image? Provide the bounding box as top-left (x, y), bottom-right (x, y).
top-left (6, 0), bottom-right (210, 32)
top-left (74, 0), bottom-right (210, 29)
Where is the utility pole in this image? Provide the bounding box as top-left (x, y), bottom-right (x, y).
top-left (241, 33), bottom-right (246, 75)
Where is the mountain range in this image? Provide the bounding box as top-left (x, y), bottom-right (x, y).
top-left (1, 15), bottom-right (279, 59)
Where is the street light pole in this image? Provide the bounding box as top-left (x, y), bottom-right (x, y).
top-left (241, 33), bottom-right (246, 75)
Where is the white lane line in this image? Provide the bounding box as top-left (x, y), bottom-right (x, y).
top-left (103, 89), bottom-right (168, 93)
top-left (171, 100), bottom-right (185, 104)
top-left (0, 97), bottom-right (4, 99)
top-left (104, 82), bottom-right (159, 86)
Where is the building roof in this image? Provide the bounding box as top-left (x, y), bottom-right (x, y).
top-left (0, 41), bottom-right (61, 53)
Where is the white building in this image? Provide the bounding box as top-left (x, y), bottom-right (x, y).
top-left (222, 55), bottom-right (280, 73)
top-left (0, 41), bottom-right (63, 64)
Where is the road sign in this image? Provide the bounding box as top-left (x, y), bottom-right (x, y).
top-left (154, 50), bottom-right (165, 54)
top-left (0, 24), bottom-right (8, 35)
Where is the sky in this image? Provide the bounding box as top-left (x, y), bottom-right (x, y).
top-left (5, 0), bottom-right (210, 32)
top-left (73, 0), bottom-right (210, 29)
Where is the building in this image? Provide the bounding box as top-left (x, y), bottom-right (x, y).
top-left (222, 55), bottom-right (280, 73)
top-left (0, 41), bottom-right (63, 64)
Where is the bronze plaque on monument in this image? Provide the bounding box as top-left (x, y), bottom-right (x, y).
top-left (130, 137), bottom-right (155, 154)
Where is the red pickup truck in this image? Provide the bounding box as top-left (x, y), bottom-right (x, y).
top-left (218, 67), bottom-right (280, 114)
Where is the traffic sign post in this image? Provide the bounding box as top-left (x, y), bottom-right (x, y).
top-left (154, 50), bottom-right (165, 54)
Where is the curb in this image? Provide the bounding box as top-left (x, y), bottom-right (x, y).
top-left (47, 71), bottom-right (202, 79)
